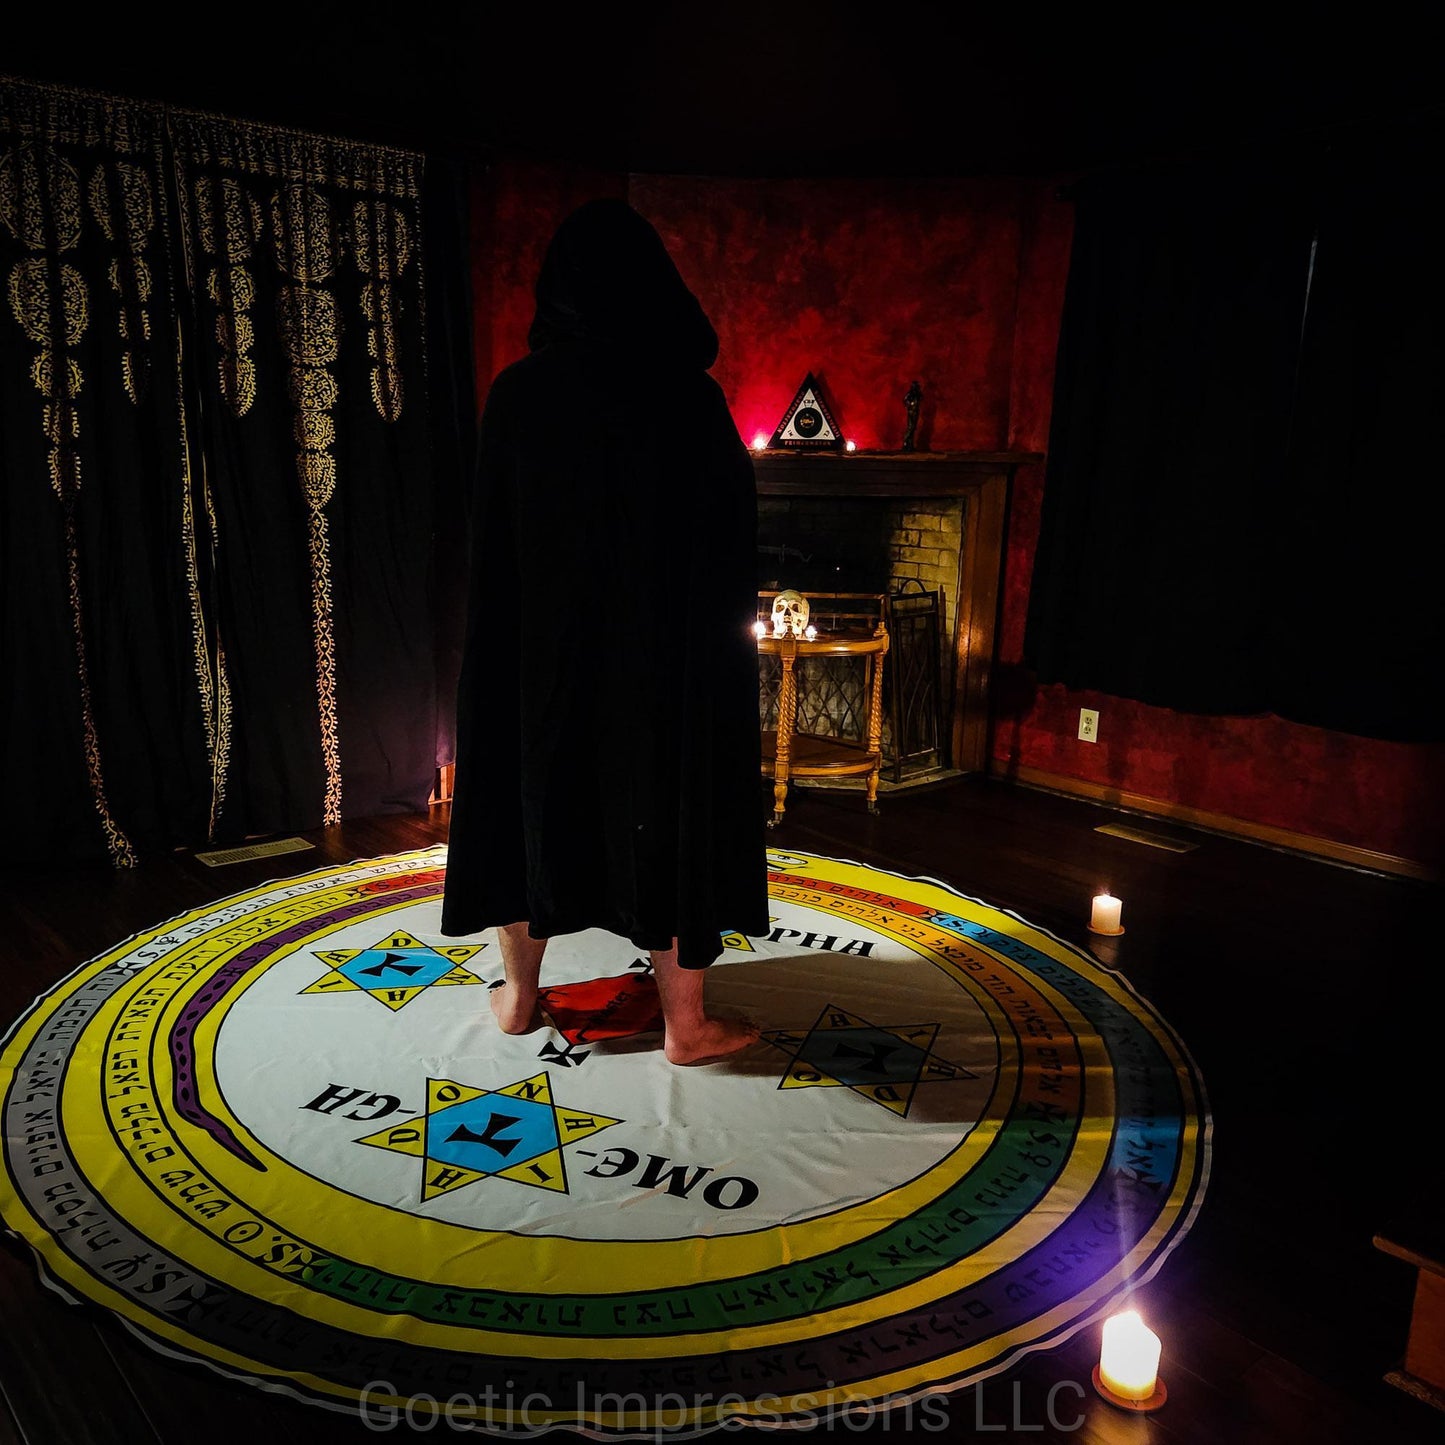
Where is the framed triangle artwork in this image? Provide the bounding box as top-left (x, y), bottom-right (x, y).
top-left (769, 372), bottom-right (844, 450)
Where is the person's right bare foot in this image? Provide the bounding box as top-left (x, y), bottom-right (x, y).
top-left (663, 1017), bottom-right (759, 1066)
top-left (489, 981), bottom-right (544, 1035)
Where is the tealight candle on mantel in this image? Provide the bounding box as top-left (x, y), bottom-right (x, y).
top-left (1094, 1310), bottom-right (1166, 1410)
top-left (1089, 892), bottom-right (1124, 935)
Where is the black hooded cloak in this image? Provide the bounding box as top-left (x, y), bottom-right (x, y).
top-left (440, 200), bottom-right (768, 967)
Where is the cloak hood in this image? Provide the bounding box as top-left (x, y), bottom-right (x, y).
top-left (527, 199), bottom-right (719, 369)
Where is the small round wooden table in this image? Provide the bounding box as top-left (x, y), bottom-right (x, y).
top-left (757, 625), bottom-right (889, 828)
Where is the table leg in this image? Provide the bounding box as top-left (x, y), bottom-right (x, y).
top-left (770, 653), bottom-right (798, 828)
top-left (866, 648), bottom-right (885, 816)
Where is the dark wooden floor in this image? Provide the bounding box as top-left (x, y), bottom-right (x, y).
top-left (2, 776), bottom-right (1441, 1443)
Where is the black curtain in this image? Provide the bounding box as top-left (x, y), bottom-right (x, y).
top-left (1266, 141), bottom-right (1443, 742)
top-left (1026, 144), bottom-right (1442, 742)
top-left (171, 114), bottom-right (441, 834)
top-left (1024, 164), bottom-right (1315, 714)
top-left (419, 153), bottom-right (475, 776)
top-left (0, 83), bottom-right (212, 863)
top-left (1, 77), bottom-right (474, 863)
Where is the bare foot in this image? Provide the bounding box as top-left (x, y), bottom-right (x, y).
top-left (664, 1017), bottom-right (759, 1066)
top-left (489, 981), bottom-right (544, 1035)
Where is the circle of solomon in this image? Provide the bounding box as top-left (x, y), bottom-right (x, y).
top-left (0, 847), bottom-right (1210, 1436)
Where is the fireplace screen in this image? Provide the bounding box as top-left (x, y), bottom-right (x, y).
top-left (883, 582), bottom-right (945, 780)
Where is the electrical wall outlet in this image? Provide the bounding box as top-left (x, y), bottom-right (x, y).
top-left (1078, 708), bottom-right (1099, 742)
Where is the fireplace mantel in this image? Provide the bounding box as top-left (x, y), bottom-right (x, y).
top-left (752, 450), bottom-right (1040, 776)
top-left (753, 449), bottom-right (1038, 497)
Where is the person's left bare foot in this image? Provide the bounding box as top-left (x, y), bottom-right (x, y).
top-left (664, 1016), bottom-right (760, 1066)
top-left (489, 981), bottom-right (544, 1035)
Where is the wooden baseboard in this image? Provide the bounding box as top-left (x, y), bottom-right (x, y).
top-left (1385, 1368), bottom-right (1445, 1414)
top-left (996, 763), bottom-right (1438, 883)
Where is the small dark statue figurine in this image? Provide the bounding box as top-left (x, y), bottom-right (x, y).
top-left (902, 380), bottom-right (922, 451)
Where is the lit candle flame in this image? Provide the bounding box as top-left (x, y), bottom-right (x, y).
top-left (751, 434), bottom-right (768, 452)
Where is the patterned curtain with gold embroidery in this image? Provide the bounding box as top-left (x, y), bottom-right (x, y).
top-left (1, 78), bottom-right (453, 861)
top-left (171, 114), bottom-right (437, 837)
top-left (0, 81), bottom-right (215, 863)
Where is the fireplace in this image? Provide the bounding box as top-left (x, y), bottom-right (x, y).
top-left (758, 493), bottom-right (964, 777)
top-left (752, 450), bottom-right (1035, 777)
top-left (427, 450), bottom-right (1032, 808)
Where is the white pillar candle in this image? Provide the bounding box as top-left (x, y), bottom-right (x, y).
top-left (1090, 892), bottom-right (1123, 933)
top-left (1098, 1311), bottom-right (1160, 1401)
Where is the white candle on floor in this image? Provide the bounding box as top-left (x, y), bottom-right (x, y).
top-left (1091, 892), bottom-right (1123, 932)
top-left (1099, 1311), bottom-right (1160, 1401)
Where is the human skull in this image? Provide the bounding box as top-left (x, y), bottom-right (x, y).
top-left (771, 589), bottom-right (810, 637)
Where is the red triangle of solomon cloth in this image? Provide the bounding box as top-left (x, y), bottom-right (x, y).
top-left (538, 971), bottom-right (664, 1043)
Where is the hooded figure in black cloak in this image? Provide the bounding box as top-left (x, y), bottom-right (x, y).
top-left (441, 199), bottom-right (768, 1065)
